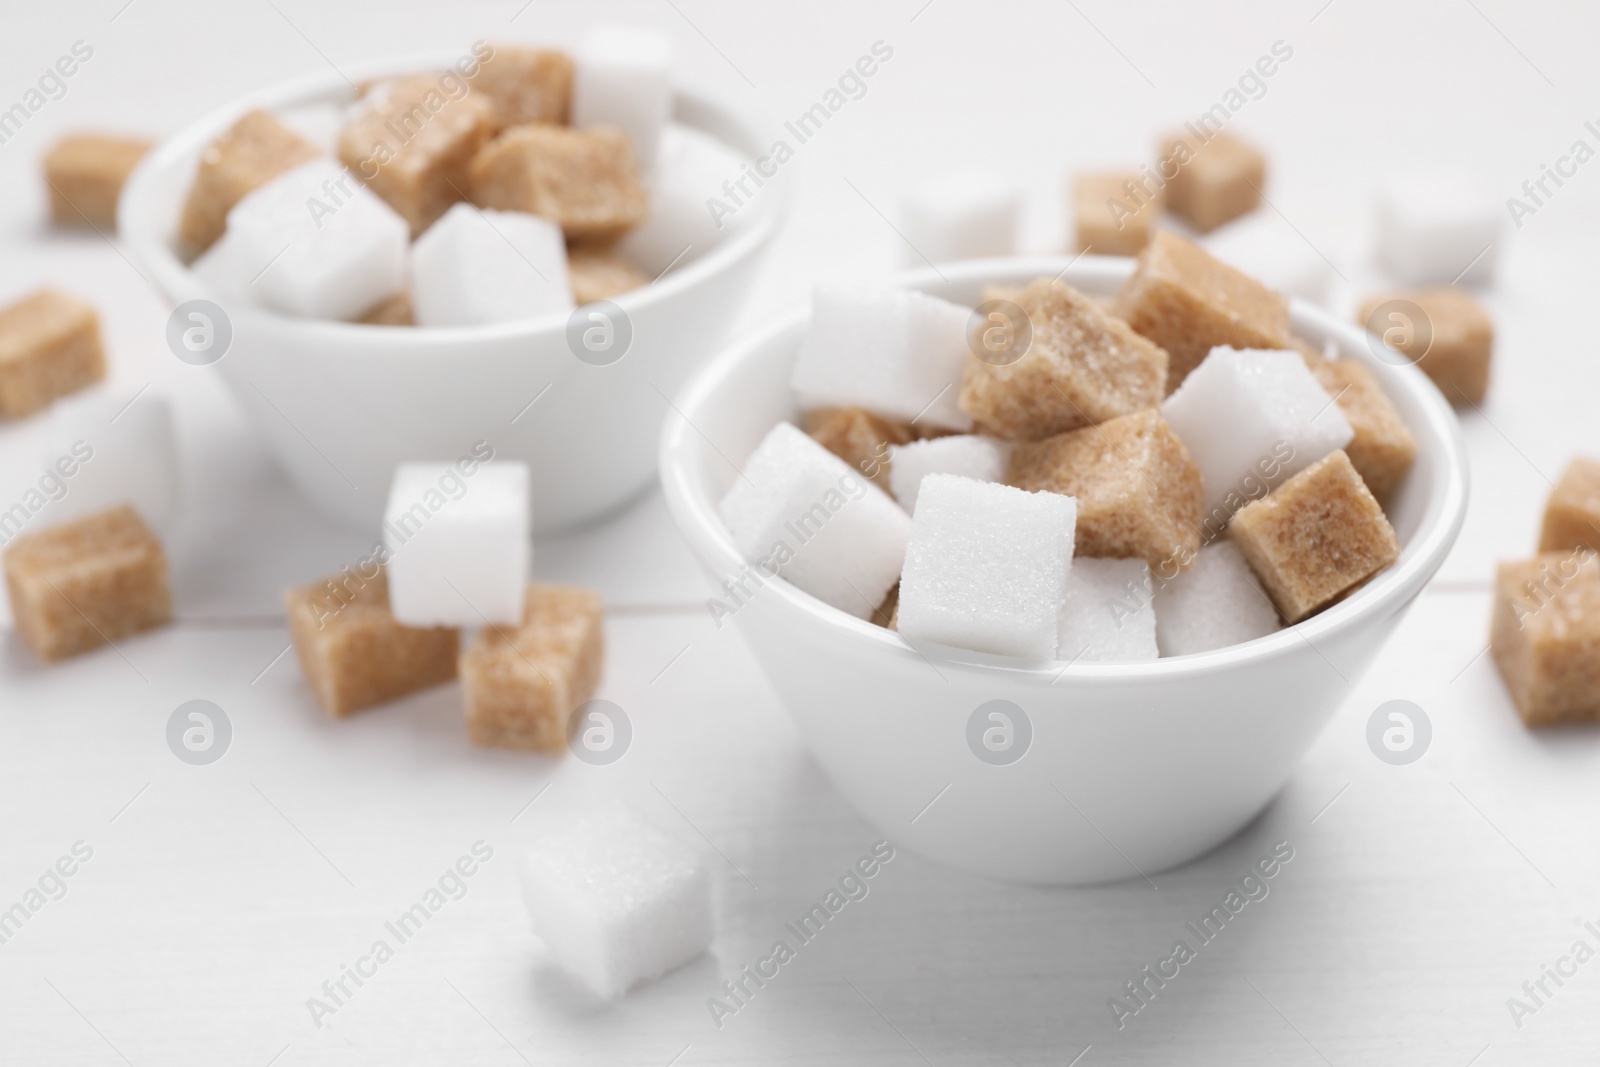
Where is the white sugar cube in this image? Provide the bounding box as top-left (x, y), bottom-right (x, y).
top-left (410, 203), bottom-right (573, 326)
top-left (1202, 213), bottom-right (1334, 305)
top-left (888, 434), bottom-right (1011, 512)
top-left (520, 801), bottom-right (711, 1000)
top-left (719, 422), bottom-right (909, 619)
top-left (617, 126), bottom-right (751, 276)
top-left (899, 169), bottom-right (1021, 265)
top-left (897, 474), bottom-right (1075, 659)
top-left (1374, 170), bottom-right (1501, 285)
top-left (573, 26), bottom-right (674, 169)
top-left (791, 286), bottom-right (974, 432)
top-left (211, 158), bottom-right (408, 320)
top-left (1155, 540), bottom-right (1280, 656)
top-left (382, 461), bottom-right (530, 626)
top-left (1057, 557), bottom-right (1158, 663)
top-left (1162, 346), bottom-right (1353, 524)
top-left (273, 102), bottom-right (343, 154)
top-left (38, 387), bottom-right (181, 534)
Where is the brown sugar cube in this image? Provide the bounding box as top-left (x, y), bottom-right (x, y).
top-left (357, 290), bottom-right (415, 326)
top-left (959, 277), bottom-right (1167, 441)
top-left (1357, 287), bottom-right (1493, 406)
top-left (1539, 457), bottom-right (1600, 554)
top-left (339, 75), bottom-right (494, 236)
top-left (4, 506), bottom-right (172, 663)
top-left (1113, 229), bottom-right (1292, 392)
top-left (465, 45), bottom-right (574, 129)
top-left (469, 125), bottom-right (647, 241)
top-left (873, 584), bottom-right (899, 630)
top-left (1008, 409), bottom-right (1203, 570)
top-left (0, 289), bottom-right (106, 419)
top-left (1229, 449), bottom-right (1400, 623)
top-left (1299, 350), bottom-right (1417, 500)
top-left (178, 110), bottom-right (320, 255)
top-left (43, 135), bottom-right (152, 228)
top-left (1072, 172), bottom-right (1163, 256)
top-left (804, 407), bottom-right (918, 490)
top-left (460, 583), bottom-right (605, 752)
top-left (1490, 550), bottom-right (1600, 726)
top-left (1159, 129), bottom-right (1266, 233)
top-left (568, 243), bottom-right (650, 305)
top-left (284, 568), bottom-right (457, 717)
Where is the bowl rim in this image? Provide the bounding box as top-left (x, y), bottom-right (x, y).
top-left (118, 48), bottom-right (789, 348)
top-left (659, 254), bottom-right (1471, 683)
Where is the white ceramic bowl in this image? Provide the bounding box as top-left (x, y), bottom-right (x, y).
top-left (121, 54), bottom-right (786, 532)
top-left (660, 256), bottom-right (1469, 885)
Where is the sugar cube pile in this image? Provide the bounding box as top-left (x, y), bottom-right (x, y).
top-left (1491, 455), bottom-right (1600, 727)
top-left (721, 228), bottom-right (1416, 662)
top-left (519, 801), bottom-right (712, 999)
top-left (173, 33), bottom-right (763, 326)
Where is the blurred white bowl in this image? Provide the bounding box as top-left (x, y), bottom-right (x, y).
top-left (121, 53), bottom-right (786, 532)
top-left (660, 256), bottom-right (1468, 885)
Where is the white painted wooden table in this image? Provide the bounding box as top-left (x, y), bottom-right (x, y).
top-left (3, 2), bottom-right (1599, 1063)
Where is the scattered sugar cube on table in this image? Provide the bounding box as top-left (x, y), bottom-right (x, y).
top-left (470, 125), bottom-right (647, 241)
top-left (410, 203), bottom-right (572, 325)
top-left (465, 44), bottom-right (574, 127)
top-left (1358, 287), bottom-right (1493, 406)
top-left (285, 568), bottom-right (459, 717)
top-left (1490, 550), bottom-right (1600, 726)
top-left (338, 74), bottom-right (494, 237)
top-left (1160, 129), bottom-right (1266, 233)
top-left (1008, 409), bottom-right (1202, 571)
top-left (959, 278), bottom-right (1167, 440)
top-left (573, 26), bottom-right (674, 168)
top-left (43, 134), bottom-right (151, 228)
top-left (1373, 170), bottom-right (1501, 285)
top-left (519, 801), bottom-right (711, 999)
top-left (1299, 349), bottom-right (1416, 499)
top-left (719, 422), bottom-right (910, 619)
top-left (617, 126), bottom-right (753, 277)
top-left (1057, 557), bottom-right (1158, 662)
top-left (204, 158), bottom-right (409, 321)
top-left (1072, 171), bottom-right (1162, 256)
top-left (791, 285), bottom-right (973, 432)
top-left (382, 461), bottom-right (530, 627)
top-left (1202, 211), bottom-right (1334, 305)
top-left (4, 505), bottom-right (172, 662)
top-left (1540, 457), bottom-right (1600, 554)
top-left (1114, 230), bottom-right (1292, 392)
top-left (1154, 539), bottom-right (1280, 656)
top-left (0, 289), bottom-right (106, 419)
top-left (1162, 346), bottom-right (1353, 526)
top-left (460, 583), bottom-right (605, 751)
top-left (178, 109), bottom-right (320, 256)
top-left (889, 434), bottom-right (1011, 513)
top-left (40, 386), bottom-right (181, 533)
top-left (897, 473), bottom-right (1075, 659)
top-left (804, 406), bottom-right (918, 492)
top-left (567, 242), bottom-right (650, 305)
top-left (899, 169), bottom-right (1022, 264)
top-left (1228, 449), bottom-right (1399, 624)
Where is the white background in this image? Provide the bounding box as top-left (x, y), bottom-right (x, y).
top-left (2, 1), bottom-right (1600, 1063)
